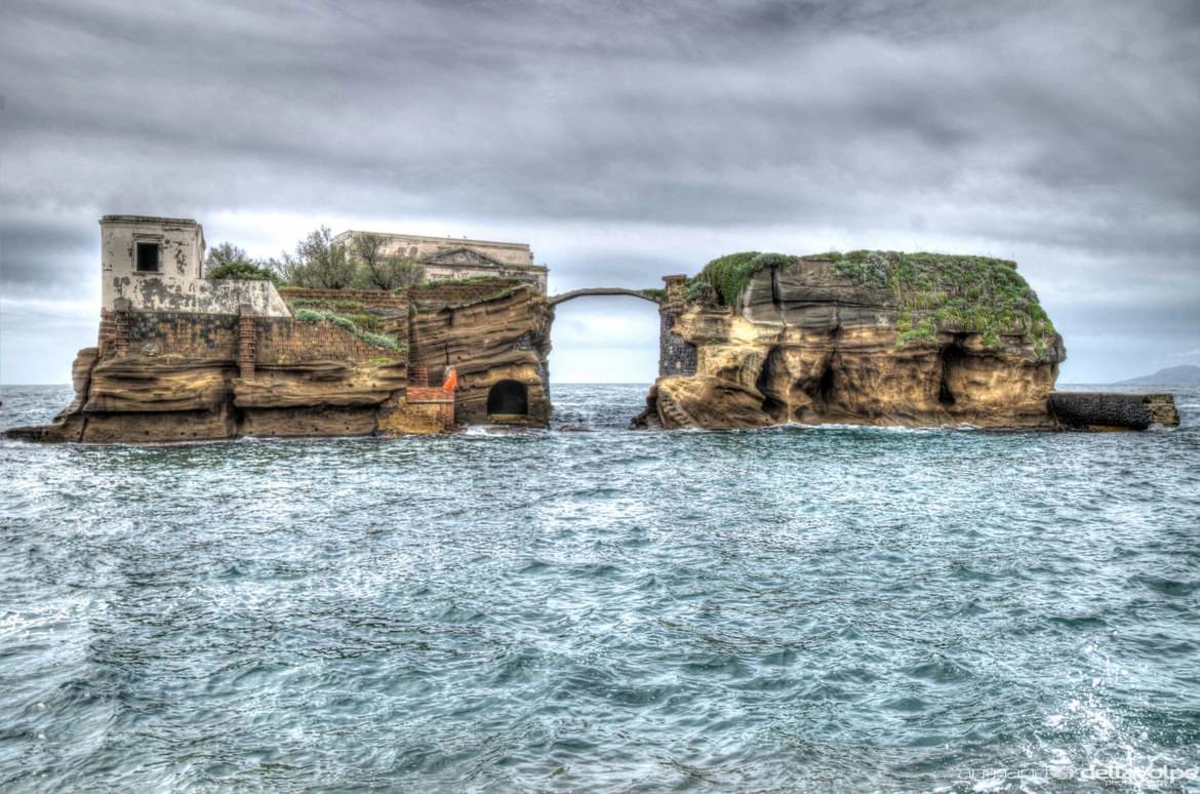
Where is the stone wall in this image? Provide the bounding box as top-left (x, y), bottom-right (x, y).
top-left (123, 312), bottom-right (240, 360)
top-left (255, 318), bottom-right (406, 366)
top-left (107, 310), bottom-right (405, 368)
top-left (658, 275), bottom-right (697, 377)
top-left (408, 279), bottom-right (524, 306)
top-left (111, 279), bottom-right (291, 317)
top-left (278, 288), bottom-right (409, 311)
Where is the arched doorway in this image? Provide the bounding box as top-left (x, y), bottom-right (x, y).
top-left (487, 380), bottom-right (529, 418)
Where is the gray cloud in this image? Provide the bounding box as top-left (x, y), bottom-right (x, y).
top-left (1, 0), bottom-right (1197, 383)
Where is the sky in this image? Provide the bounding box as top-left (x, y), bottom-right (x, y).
top-left (1, 0), bottom-right (1198, 384)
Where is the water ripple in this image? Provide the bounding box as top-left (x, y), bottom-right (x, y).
top-left (0, 384), bottom-right (1198, 792)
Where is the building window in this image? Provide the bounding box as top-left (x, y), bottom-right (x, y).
top-left (135, 242), bottom-right (160, 273)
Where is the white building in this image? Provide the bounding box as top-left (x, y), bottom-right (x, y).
top-left (99, 215), bottom-right (289, 315)
top-left (333, 229), bottom-right (548, 293)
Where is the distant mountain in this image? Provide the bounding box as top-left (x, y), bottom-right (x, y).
top-left (1117, 365), bottom-right (1200, 386)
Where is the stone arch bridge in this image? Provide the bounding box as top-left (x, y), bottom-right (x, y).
top-left (546, 279), bottom-right (695, 379)
top-left (548, 287), bottom-right (661, 306)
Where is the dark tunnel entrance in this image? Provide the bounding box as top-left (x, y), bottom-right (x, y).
top-left (487, 380), bottom-right (529, 417)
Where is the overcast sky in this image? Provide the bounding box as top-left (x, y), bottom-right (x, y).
top-left (2, 0), bottom-right (1197, 384)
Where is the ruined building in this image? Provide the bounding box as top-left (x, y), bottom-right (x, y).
top-left (332, 229), bottom-right (548, 293)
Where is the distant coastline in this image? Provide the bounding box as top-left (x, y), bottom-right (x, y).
top-left (1116, 365), bottom-right (1200, 387)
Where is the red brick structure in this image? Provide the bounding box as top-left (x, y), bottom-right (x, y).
top-left (98, 309), bottom-right (115, 355)
top-left (112, 310), bottom-right (131, 356)
top-left (238, 308), bottom-right (257, 379)
top-left (405, 385), bottom-right (456, 430)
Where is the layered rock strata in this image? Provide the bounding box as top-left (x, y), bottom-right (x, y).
top-left (408, 284), bottom-right (553, 426)
top-left (636, 252), bottom-right (1174, 430)
top-left (6, 280), bottom-right (555, 443)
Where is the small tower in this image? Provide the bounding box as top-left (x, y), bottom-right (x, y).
top-left (100, 215), bottom-right (205, 310)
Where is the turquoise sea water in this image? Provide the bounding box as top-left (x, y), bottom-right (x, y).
top-left (1, 384), bottom-right (1198, 792)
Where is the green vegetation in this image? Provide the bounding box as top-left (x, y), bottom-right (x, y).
top-left (285, 298), bottom-right (382, 330)
top-left (292, 308), bottom-right (406, 352)
top-left (349, 233), bottom-right (425, 290)
top-left (829, 250), bottom-right (1056, 353)
top-left (205, 260), bottom-right (282, 285)
top-left (425, 276), bottom-right (513, 287)
top-left (693, 251), bottom-right (793, 306)
top-left (204, 242), bottom-right (282, 285)
top-left (639, 287), bottom-right (665, 301)
top-left (685, 278), bottom-right (715, 304)
top-left (286, 297), bottom-right (365, 312)
top-left (682, 247), bottom-right (1056, 355)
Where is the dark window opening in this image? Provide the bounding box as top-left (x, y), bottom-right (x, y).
top-left (487, 380), bottom-right (529, 415)
top-left (135, 242), bottom-right (160, 273)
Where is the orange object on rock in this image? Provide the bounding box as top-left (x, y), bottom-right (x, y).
top-left (441, 366), bottom-right (458, 391)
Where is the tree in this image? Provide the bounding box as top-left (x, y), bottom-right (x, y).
top-left (206, 260), bottom-right (281, 285)
top-left (204, 242), bottom-right (251, 275)
top-left (204, 241), bottom-right (281, 284)
top-left (351, 233), bottom-right (426, 290)
top-left (272, 226), bottom-right (357, 289)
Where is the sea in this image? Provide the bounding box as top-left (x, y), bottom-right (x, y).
top-left (1, 383), bottom-right (1197, 793)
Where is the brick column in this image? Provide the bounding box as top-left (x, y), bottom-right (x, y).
top-left (98, 309), bottom-right (115, 356)
top-left (238, 307), bottom-right (257, 379)
top-left (113, 310), bottom-right (131, 357)
top-left (411, 364), bottom-right (429, 387)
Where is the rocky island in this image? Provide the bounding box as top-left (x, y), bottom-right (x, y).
top-left (4, 216), bottom-right (1179, 443)
top-left (641, 251), bottom-right (1179, 430)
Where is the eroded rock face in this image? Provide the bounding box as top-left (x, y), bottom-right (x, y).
top-left (642, 255), bottom-right (1068, 430)
top-left (409, 285), bottom-right (553, 426)
top-left (5, 283), bottom-right (553, 443)
top-left (6, 330), bottom-right (409, 444)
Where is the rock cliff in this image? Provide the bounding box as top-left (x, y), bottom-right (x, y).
top-left (639, 251), bottom-right (1070, 430)
top-left (408, 284), bottom-right (553, 425)
top-left (5, 281), bottom-right (554, 443)
top-left (9, 347), bottom-right (410, 444)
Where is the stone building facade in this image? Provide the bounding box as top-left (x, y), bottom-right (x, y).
top-left (100, 215), bottom-right (290, 316)
top-left (333, 229), bottom-right (548, 293)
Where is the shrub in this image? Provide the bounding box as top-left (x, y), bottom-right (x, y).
top-left (696, 251), bottom-right (792, 306)
top-left (206, 260), bottom-right (282, 285)
top-left (286, 297), bottom-right (366, 313)
top-left (829, 250), bottom-right (1056, 352)
top-left (292, 308), bottom-right (404, 351)
top-left (685, 278), bottom-right (715, 304)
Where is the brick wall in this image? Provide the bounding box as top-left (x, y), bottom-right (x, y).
top-left (104, 310), bottom-right (406, 368)
top-left (255, 317), bottom-right (406, 365)
top-left (123, 311), bottom-right (240, 359)
top-left (407, 279), bottom-right (525, 306)
top-left (98, 309), bottom-right (116, 355)
top-left (278, 288), bottom-right (409, 311)
top-left (400, 385), bottom-right (455, 430)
